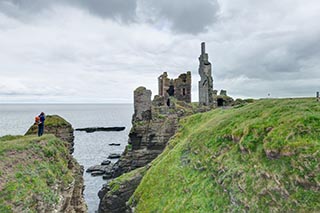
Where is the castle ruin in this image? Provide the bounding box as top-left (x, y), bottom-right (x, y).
top-left (198, 42), bottom-right (214, 106)
top-left (158, 71), bottom-right (191, 106)
top-left (134, 42), bottom-right (231, 112)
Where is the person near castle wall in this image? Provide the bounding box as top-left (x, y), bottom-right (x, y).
top-left (37, 112), bottom-right (46, 137)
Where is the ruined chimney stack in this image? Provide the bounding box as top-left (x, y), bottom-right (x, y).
top-left (201, 42), bottom-right (206, 55)
top-left (317, 91), bottom-right (319, 102)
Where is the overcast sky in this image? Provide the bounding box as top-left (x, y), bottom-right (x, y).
top-left (0, 0), bottom-right (319, 103)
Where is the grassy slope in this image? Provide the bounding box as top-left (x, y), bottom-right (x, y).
top-left (25, 115), bottom-right (71, 135)
top-left (132, 98), bottom-right (320, 212)
top-left (0, 134), bottom-right (73, 212)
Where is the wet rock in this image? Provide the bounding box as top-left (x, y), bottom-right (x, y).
top-left (75, 127), bottom-right (125, 133)
top-left (108, 153), bottom-right (121, 159)
top-left (101, 160), bottom-right (111, 165)
top-left (86, 164), bottom-right (113, 173)
top-left (91, 171), bottom-right (105, 176)
top-left (102, 173), bottom-right (113, 180)
top-left (98, 167), bottom-right (148, 213)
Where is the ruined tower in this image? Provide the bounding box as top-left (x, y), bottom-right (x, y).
top-left (198, 42), bottom-right (214, 106)
top-left (158, 71), bottom-right (191, 106)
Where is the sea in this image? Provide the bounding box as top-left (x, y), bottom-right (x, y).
top-left (0, 104), bottom-right (133, 213)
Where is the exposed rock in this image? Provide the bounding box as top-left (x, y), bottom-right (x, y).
top-left (109, 143), bottom-right (121, 146)
top-left (102, 173), bottom-right (113, 180)
top-left (133, 87), bottom-right (152, 122)
top-left (91, 171), bottom-right (105, 176)
top-left (86, 164), bottom-right (113, 173)
top-left (112, 113), bottom-right (179, 177)
top-left (101, 160), bottom-right (112, 165)
top-left (98, 167), bottom-right (148, 213)
top-left (108, 153), bottom-right (121, 159)
top-left (25, 115), bottom-right (87, 212)
top-left (98, 88), bottom-right (188, 213)
top-left (75, 127), bottom-right (125, 133)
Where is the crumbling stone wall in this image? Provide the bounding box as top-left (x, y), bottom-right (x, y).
top-left (158, 71), bottom-right (191, 105)
top-left (198, 42), bottom-right (214, 106)
top-left (174, 72), bottom-right (191, 103)
top-left (111, 87), bottom-right (179, 177)
top-left (133, 87), bottom-right (152, 122)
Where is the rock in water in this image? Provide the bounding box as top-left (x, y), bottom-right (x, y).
top-left (91, 171), bottom-right (105, 176)
top-left (86, 164), bottom-right (112, 173)
top-left (75, 127), bottom-right (125, 133)
top-left (101, 160), bottom-right (111, 165)
top-left (107, 153), bottom-right (121, 159)
top-left (109, 143), bottom-right (121, 146)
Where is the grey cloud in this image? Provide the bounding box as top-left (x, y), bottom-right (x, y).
top-left (70, 0), bottom-right (137, 21)
top-left (0, 0), bottom-right (219, 34)
top-left (0, 0), bottom-right (137, 22)
top-left (139, 0), bottom-right (220, 34)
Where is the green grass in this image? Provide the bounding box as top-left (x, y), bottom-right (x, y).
top-left (0, 134), bottom-right (74, 212)
top-left (25, 115), bottom-right (71, 135)
top-left (43, 115), bottom-right (70, 127)
top-left (131, 98), bottom-right (320, 212)
top-left (109, 166), bottom-right (148, 194)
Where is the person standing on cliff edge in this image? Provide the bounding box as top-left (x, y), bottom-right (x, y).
top-left (37, 112), bottom-right (46, 137)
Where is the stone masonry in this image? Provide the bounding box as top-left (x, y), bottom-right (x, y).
top-left (133, 87), bottom-right (152, 122)
top-left (158, 71), bottom-right (191, 106)
top-left (199, 42), bottom-right (214, 106)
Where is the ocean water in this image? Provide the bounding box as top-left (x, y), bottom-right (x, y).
top-left (0, 104), bottom-right (133, 213)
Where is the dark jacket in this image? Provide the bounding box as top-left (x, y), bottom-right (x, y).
top-left (39, 114), bottom-right (45, 123)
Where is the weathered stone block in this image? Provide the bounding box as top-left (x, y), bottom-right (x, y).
top-left (133, 87), bottom-right (152, 122)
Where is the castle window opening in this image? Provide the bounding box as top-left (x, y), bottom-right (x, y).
top-left (217, 98), bottom-right (224, 107)
top-left (182, 88), bottom-right (186, 96)
top-left (167, 85), bottom-right (175, 96)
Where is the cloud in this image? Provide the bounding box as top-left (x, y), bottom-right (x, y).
top-left (0, 0), bottom-right (137, 22)
top-left (0, 0), bottom-right (220, 34)
top-left (137, 0), bottom-right (220, 34)
top-left (0, 0), bottom-right (320, 102)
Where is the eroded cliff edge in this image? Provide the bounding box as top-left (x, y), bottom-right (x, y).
top-left (0, 115), bottom-right (87, 212)
top-left (98, 87), bottom-right (198, 212)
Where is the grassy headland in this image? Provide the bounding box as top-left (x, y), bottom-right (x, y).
top-left (131, 98), bottom-right (320, 212)
top-left (0, 134), bottom-right (73, 212)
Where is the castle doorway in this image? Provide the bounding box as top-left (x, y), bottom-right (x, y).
top-left (217, 98), bottom-right (224, 107)
top-left (167, 85), bottom-right (175, 96)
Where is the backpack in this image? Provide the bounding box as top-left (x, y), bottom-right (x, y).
top-left (35, 116), bottom-right (40, 124)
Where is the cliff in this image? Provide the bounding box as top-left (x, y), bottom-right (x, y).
top-left (25, 115), bottom-right (75, 153)
top-left (0, 115), bottom-right (87, 212)
top-left (130, 98), bottom-right (320, 212)
top-left (98, 88), bottom-right (197, 212)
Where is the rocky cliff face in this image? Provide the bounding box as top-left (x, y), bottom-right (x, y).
top-left (98, 87), bottom-right (195, 213)
top-left (110, 88), bottom-right (193, 178)
top-left (112, 113), bottom-right (179, 177)
top-left (25, 115), bottom-right (87, 212)
top-left (98, 166), bottom-right (148, 213)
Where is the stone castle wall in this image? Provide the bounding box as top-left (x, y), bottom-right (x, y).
top-left (158, 71), bottom-right (191, 105)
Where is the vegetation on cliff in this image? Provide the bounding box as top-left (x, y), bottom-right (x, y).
top-left (0, 134), bottom-right (74, 212)
top-left (0, 115), bottom-right (86, 213)
top-left (25, 115), bottom-right (71, 135)
top-left (131, 98), bottom-right (320, 212)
